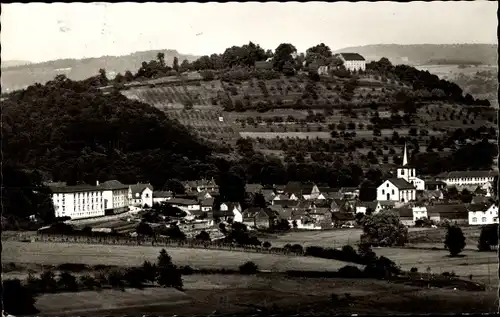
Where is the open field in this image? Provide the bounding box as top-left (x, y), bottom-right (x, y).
top-left (2, 241), bottom-right (358, 272)
top-left (240, 131), bottom-right (332, 139)
top-left (25, 274), bottom-right (499, 316)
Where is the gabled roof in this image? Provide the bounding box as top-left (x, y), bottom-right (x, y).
top-left (130, 183), bottom-right (154, 197)
top-left (166, 198), bottom-right (198, 206)
top-left (357, 201), bottom-right (379, 209)
top-left (99, 180), bottom-right (129, 190)
top-left (273, 194), bottom-right (290, 200)
top-left (338, 53), bottom-right (365, 61)
top-left (426, 204), bottom-right (468, 215)
top-left (385, 178), bottom-right (415, 190)
top-left (471, 196), bottom-right (493, 205)
top-left (378, 200), bottom-right (396, 207)
top-left (245, 184), bottom-right (263, 194)
top-left (425, 180), bottom-right (447, 186)
top-left (184, 179), bottom-right (218, 188)
top-left (391, 207), bottom-right (413, 218)
top-left (340, 187), bottom-right (359, 193)
top-left (242, 207), bottom-right (276, 219)
top-left (332, 212), bottom-right (355, 221)
top-left (221, 202), bottom-right (241, 211)
top-left (301, 183), bottom-right (317, 193)
top-left (318, 187), bottom-right (338, 193)
top-left (309, 207), bottom-right (331, 215)
top-left (437, 170), bottom-right (497, 179)
top-left (200, 197), bottom-right (214, 207)
top-left (284, 181), bottom-right (302, 194)
top-left (153, 191), bottom-right (173, 198)
top-left (466, 203), bottom-right (491, 212)
top-left (273, 200), bottom-right (300, 208)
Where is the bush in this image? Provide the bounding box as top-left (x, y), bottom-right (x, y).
top-left (156, 249), bottom-right (183, 289)
top-left (239, 261), bottom-right (259, 274)
top-left (57, 271), bottom-right (79, 292)
top-left (124, 267), bottom-right (146, 288)
top-left (337, 265), bottom-right (364, 278)
top-left (364, 256), bottom-right (401, 279)
top-left (180, 265), bottom-right (194, 275)
top-left (263, 241), bottom-right (272, 249)
top-left (410, 267), bottom-right (418, 273)
top-left (39, 270), bottom-right (58, 293)
top-left (3, 279), bottom-right (39, 315)
top-left (478, 224), bottom-right (498, 251)
top-left (79, 274), bottom-right (100, 290)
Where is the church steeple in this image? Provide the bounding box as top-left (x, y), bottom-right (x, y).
top-left (402, 142), bottom-right (408, 166)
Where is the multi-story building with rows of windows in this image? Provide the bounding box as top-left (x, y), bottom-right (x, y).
top-left (47, 180), bottom-right (130, 220)
top-left (48, 183), bottom-right (106, 220)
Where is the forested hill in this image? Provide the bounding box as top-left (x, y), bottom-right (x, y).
top-left (1, 49), bottom-right (199, 93)
top-left (1, 76), bottom-right (214, 187)
top-left (334, 44), bottom-right (497, 66)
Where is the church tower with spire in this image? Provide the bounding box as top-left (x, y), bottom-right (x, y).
top-left (397, 142), bottom-right (416, 183)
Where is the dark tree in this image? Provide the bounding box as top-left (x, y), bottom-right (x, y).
top-left (2, 279), bottom-right (39, 315)
top-left (445, 225), bottom-right (466, 256)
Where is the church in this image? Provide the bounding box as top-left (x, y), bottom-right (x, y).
top-left (376, 143), bottom-right (425, 202)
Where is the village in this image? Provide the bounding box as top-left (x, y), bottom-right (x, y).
top-left (42, 143), bottom-right (498, 239)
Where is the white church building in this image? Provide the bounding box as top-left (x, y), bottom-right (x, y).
top-left (376, 143), bottom-right (424, 202)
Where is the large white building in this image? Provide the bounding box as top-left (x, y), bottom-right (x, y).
top-left (436, 170), bottom-right (496, 187)
top-left (336, 53), bottom-right (366, 72)
top-left (49, 183), bottom-right (106, 220)
top-left (97, 180), bottom-right (129, 214)
top-left (377, 178), bottom-right (416, 202)
top-left (397, 143), bottom-right (425, 190)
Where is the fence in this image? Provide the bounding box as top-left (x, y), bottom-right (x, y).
top-left (22, 234), bottom-right (305, 257)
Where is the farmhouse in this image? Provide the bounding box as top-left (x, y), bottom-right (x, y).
top-left (219, 202), bottom-right (243, 223)
top-left (467, 203), bottom-right (499, 226)
top-left (200, 198), bottom-right (215, 212)
top-left (392, 207), bottom-right (415, 227)
top-left (48, 182), bottom-right (106, 220)
top-left (435, 170), bottom-right (496, 187)
top-left (336, 53), bottom-right (366, 72)
top-left (164, 198), bottom-right (200, 216)
top-left (426, 204), bottom-right (469, 225)
top-left (152, 191), bottom-right (173, 204)
top-left (355, 201), bottom-right (382, 214)
top-left (128, 183), bottom-right (154, 208)
top-left (184, 178), bottom-right (219, 193)
top-left (377, 178), bottom-right (416, 202)
top-left (331, 212), bottom-right (355, 227)
top-left (242, 207), bottom-right (276, 229)
top-left (97, 180), bottom-right (130, 215)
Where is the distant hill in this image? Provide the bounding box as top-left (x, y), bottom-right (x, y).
top-left (1, 60), bottom-right (32, 68)
top-left (334, 44), bottom-right (498, 66)
top-left (1, 49), bottom-right (199, 93)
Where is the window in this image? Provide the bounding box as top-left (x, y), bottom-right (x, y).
top-left (382, 189), bottom-right (385, 195)
top-left (386, 183), bottom-right (389, 188)
top-left (472, 217), bottom-right (477, 223)
top-left (494, 217), bottom-right (498, 222)
top-left (392, 190), bottom-right (395, 195)
top-left (482, 217), bottom-right (487, 222)
top-left (145, 193), bottom-right (149, 198)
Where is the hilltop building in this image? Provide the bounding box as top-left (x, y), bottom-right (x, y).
top-left (48, 182), bottom-right (106, 220)
top-left (336, 53), bottom-right (366, 72)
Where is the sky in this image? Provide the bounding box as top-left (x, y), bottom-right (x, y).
top-left (1, 1), bottom-right (497, 63)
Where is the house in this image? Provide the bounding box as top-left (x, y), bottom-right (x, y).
top-left (272, 194), bottom-right (290, 202)
top-left (242, 207), bottom-right (276, 229)
top-left (467, 203), bottom-right (499, 226)
top-left (436, 170), bottom-right (496, 187)
top-left (164, 198), bottom-right (201, 216)
top-left (128, 183), bottom-right (154, 208)
top-left (309, 207), bottom-right (331, 222)
top-left (97, 180), bottom-right (130, 215)
top-left (377, 178), bottom-right (416, 202)
top-left (302, 183), bottom-right (320, 200)
top-left (331, 212), bottom-right (356, 227)
top-left (336, 53), bottom-right (366, 72)
top-left (272, 199), bottom-right (300, 209)
top-left (153, 191), bottom-right (173, 204)
top-left (422, 189), bottom-right (445, 201)
top-left (391, 207), bottom-right (415, 227)
top-left (339, 187), bottom-right (359, 199)
top-left (197, 191), bottom-right (212, 201)
top-left (49, 183), bottom-right (106, 220)
top-left (275, 184), bottom-right (286, 194)
top-left (426, 204), bottom-right (469, 225)
top-left (378, 200), bottom-right (396, 211)
top-left (219, 202), bottom-right (243, 223)
top-left (200, 198), bottom-right (215, 212)
top-left (471, 196), bottom-right (493, 205)
top-left (356, 201), bottom-right (382, 214)
top-left (412, 206), bottom-right (428, 222)
top-left (425, 180), bottom-right (447, 191)
top-left (396, 143), bottom-right (425, 190)
top-left (331, 199), bottom-right (355, 213)
top-left (184, 179), bottom-right (219, 193)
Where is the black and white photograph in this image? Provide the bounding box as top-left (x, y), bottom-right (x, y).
top-left (1, 1), bottom-right (498, 316)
